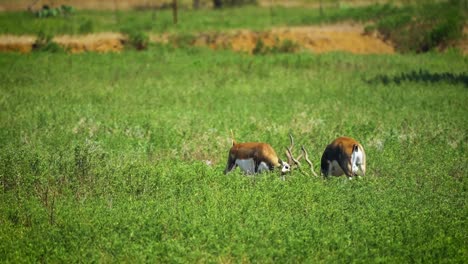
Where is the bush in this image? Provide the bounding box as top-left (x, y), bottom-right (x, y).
top-left (122, 29), bottom-right (150, 50)
top-left (36, 5), bottom-right (74, 18)
top-left (373, 2), bottom-right (465, 53)
top-left (213, 0), bottom-right (257, 8)
top-left (32, 31), bottom-right (63, 52)
top-left (253, 38), bottom-right (300, 55)
top-left (169, 33), bottom-right (197, 48)
top-left (78, 20), bottom-right (94, 34)
top-left (426, 14), bottom-right (464, 50)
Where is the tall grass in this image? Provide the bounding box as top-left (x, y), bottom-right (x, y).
top-left (0, 2), bottom-right (462, 35)
top-left (1, 2), bottom-right (465, 53)
top-left (0, 47), bottom-right (467, 262)
top-left (370, 1), bottom-right (466, 52)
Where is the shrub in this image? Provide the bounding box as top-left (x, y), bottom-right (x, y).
top-left (213, 0), bottom-right (257, 8)
top-left (122, 29), bottom-right (150, 50)
top-left (169, 33), bottom-right (197, 48)
top-left (36, 5), bottom-right (74, 18)
top-left (253, 38), bottom-right (299, 55)
top-left (78, 20), bottom-right (94, 34)
top-left (32, 31), bottom-right (63, 52)
top-left (273, 39), bottom-right (300, 53)
top-left (373, 2), bottom-right (465, 53)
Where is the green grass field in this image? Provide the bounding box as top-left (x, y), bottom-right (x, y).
top-left (1, 44), bottom-right (467, 262)
top-left (2, 1), bottom-right (466, 55)
top-left (0, 5), bottom-right (379, 35)
top-left (0, 3), bottom-right (435, 35)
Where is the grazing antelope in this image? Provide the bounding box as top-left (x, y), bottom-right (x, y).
top-left (224, 137), bottom-right (291, 176)
top-left (320, 137), bottom-right (366, 178)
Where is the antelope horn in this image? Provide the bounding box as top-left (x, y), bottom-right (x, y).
top-left (301, 145), bottom-right (318, 177)
top-left (286, 147), bottom-right (301, 166)
top-left (286, 133), bottom-right (302, 166)
top-left (285, 149), bottom-right (293, 166)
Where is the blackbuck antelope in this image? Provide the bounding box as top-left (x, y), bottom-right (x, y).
top-left (224, 139), bottom-right (291, 176)
top-left (284, 134), bottom-right (318, 177)
top-left (320, 137), bottom-right (366, 178)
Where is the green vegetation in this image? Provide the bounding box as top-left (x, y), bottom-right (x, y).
top-left (1, 2), bottom-right (465, 53)
top-left (0, 0), bottom-right (467, 261)
top-left (253, 39), bottom-right (301, 55)
top-left (1, 45), bottom-right (467, 262)
top-left (370, 1), bottom-right (466, 52)
top-left (0, 2), bottom-right (459, 35)
top-left (35, 5), bottom-right (75, 18)
top-left (31, 31), bottom-right (63, 53)
top-left (121, 29), bottom-right (150, 50)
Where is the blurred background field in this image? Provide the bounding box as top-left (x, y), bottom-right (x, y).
top-left (0, 0), bottom-right (466, 54)
top-left (0, 0), bottom-right (467, 263)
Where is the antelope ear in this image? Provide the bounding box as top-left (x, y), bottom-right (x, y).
top-left (352, 144), bottom-right (359, 152)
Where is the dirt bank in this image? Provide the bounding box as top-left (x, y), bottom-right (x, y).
top-left (0, 24), bottom-right (399, 54)
top-left (189, 24), bottom-right (395, 54)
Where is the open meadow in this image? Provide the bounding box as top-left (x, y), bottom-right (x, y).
top-left (1, 1), bottom-right (467, 263)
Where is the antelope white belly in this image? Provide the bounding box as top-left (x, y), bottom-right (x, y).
top-left (235, 159), bottom-right (269, 174)
top-left (235, 159), bottom-right (255, 174)
top-left (257, 162), bottom-right (270, 173)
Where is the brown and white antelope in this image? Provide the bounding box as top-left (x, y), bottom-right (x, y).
top-left (224, 138), bottom-right (291, 176)
top-left (320, 137), bottom-right (366, 178)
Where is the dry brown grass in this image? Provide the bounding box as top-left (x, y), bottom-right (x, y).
top-left (0, 24), bottom-right (395, 54)
top-left (53, 32), bottom-right (125, 53)
top-left (2, 24), bottom-right (467, 54)
top-left (185, 24), bottom-right (395, 54)
top-left (0, 35), bottom-right (35, 52)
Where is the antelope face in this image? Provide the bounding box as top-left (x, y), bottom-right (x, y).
top-left (280, 161), bottom-right (291, 174)
top-left (350, 145), bottom-right (365, 176)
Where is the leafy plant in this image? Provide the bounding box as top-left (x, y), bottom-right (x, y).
top-left (122, 29), bottom-right (150, 50)
top-left (78, 20), bottom-right (94, 34)
top-left (169, 33), bottom-right (197, 48)
top-left (36, 5), bottom-right (75, 18)
top-left (213, 0), bottom-right (258, 8)
top-left (32, 31), bottom-right (63, 52)
top-left (371, 2), bottom-right (465, 53)
top-left (253, 38), bottom-right (300, 55)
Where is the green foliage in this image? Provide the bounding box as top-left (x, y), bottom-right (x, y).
top-left (122, 29), bottom-right (150, 50)
top-left (169, 33), bottom-right (197, 48)
top-left (36, 5), bottom-right (75, 18)
top-left (372, 2), bottom-right (465, 53)
top-left (78, 20), bottom-right (94, 34)
top-left (253, 39), bottom-right (300, 55)
top-left (214, 0), bottom-right (258, 8)
top-left (32, 31), bottom-right (63, 52)
top-left (0, 2), bottom-right (464, 54)
top-left (0, 3), bottom-right (436, 35)
top-left (0, 47), bottom-right (467, 262)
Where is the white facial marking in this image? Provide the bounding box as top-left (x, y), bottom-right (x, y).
top-left (351, 147), bottom-right (364, 175)
top-left (281, 161), bottom-right (291, 173)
